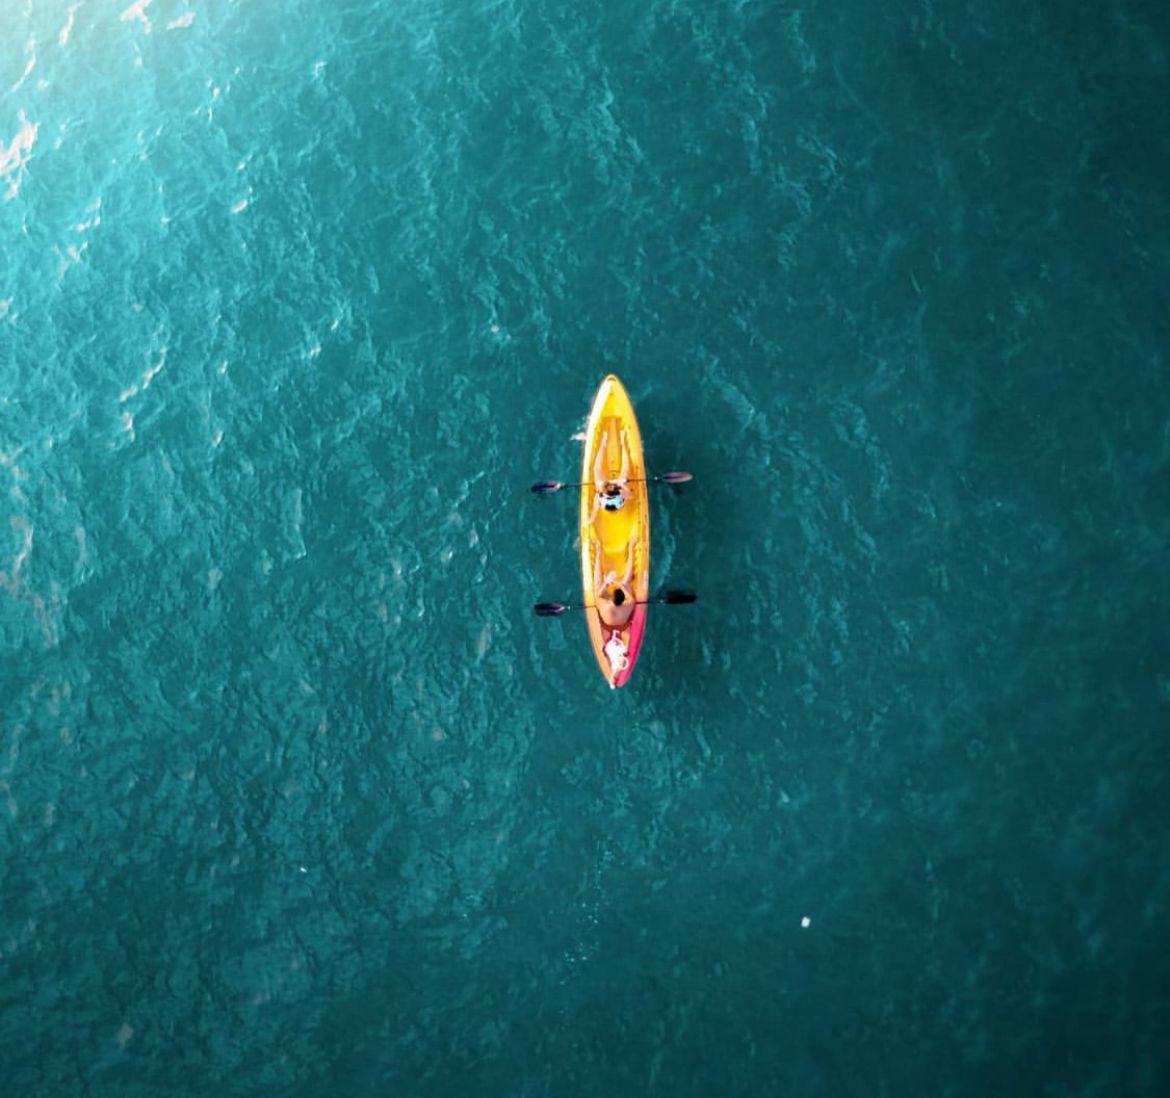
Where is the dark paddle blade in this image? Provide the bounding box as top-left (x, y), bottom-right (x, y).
top-left (661, 589), bottom-right (697, 605)
top-left (530, 481), bottom-right (564, 494)
top-left (533, 602), bottom-right (570, 616)
top-left (659, 471), bottom-right (693, 484)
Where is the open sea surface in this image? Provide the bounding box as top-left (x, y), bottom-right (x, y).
top-left (2, 1), bottom-right (1169, 1094)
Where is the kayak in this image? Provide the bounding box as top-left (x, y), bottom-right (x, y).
top-left (579, 375), bottom-right (650, 688)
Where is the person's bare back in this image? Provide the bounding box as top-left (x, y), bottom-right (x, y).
top-left (593, 537), bottom-right (636, 628)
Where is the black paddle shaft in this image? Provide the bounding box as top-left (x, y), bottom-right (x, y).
top-left (534, 590), bottom-right (697, 617)
top-left (530, 471), bottom-right (692, 494)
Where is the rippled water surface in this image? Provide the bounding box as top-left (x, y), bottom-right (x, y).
top-left (2, 1), bottom-right (1169, 1094)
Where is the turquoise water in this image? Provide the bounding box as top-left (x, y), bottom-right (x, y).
top-left (3, 1), bottom-right (1169, 1094)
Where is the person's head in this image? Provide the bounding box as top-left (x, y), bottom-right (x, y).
top-left (601, 481), bottom-right (621, 498)
top-left (613, 588), bottom-right (626, 607)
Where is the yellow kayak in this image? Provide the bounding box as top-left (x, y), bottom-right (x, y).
top-left (579, 375), bottom-right (650, 688)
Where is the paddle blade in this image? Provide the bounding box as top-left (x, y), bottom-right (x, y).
top-left (662, 589), bottom-right (697, 605)
top-left (660, 471), bottom-right (693, 484)
top-left (534, 602), bottom-right (569, 616)
top-left (530, 481), bottom-right (564, 494)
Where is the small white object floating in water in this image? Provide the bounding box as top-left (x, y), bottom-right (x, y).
top-left (801, 916), bottom-right (811, 928)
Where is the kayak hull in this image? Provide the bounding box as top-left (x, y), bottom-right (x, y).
top-left (579, 375), bottom-right (650, 688)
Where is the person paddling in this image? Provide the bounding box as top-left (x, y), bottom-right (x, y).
top-left (588, 425), bottom-right (633, 524)
top-left (593, 537), bottom-right (636, 629)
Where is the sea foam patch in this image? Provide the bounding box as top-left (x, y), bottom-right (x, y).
top-left (119, 0), bottom-right (154, 33)
top-left (58, 6), bottom-right (78, 45)
top-left (0, 112), bottom-right (38, 200)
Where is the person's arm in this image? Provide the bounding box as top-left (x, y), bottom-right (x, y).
top-left (588, 493), bottom-right (600, 526)
top-left (593, 436), bottom-right (607, 490)
top-left (618, 428), bottom-right (631, 484)
top-left (593, 539), bottom-right (603, 593)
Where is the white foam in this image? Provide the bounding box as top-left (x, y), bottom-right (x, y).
top-left (10, 38), bottom-right (37, 94)
top-left (167, 12), bottom-right (195, 30)
top-left (72, 196), bottom-right (104, 235)
top-left (10, 516), bottom-right (32, 577)
top-left (0, 112), bottom-right (39, 201)
top-left (801, 915), bottom-right (811, 928)
top-left (52, 241), bottom-right (87, 277)
top-left (59, 7), bottom-right (78, 45)
top-left (141, 349), bottom-right (166, 389)
top-left (231, 198), bottom-right (248, 214)
top-left (119, 0), bottom-right (154, 33)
